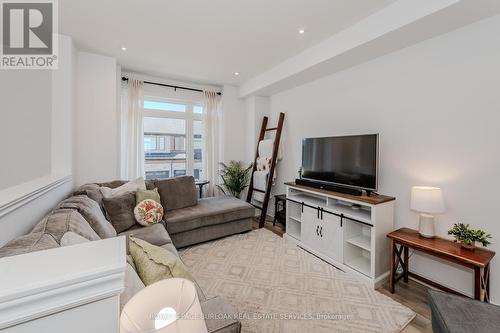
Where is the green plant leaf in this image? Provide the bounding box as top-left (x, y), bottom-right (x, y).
top-left (217, 160), bottom-right (254, 199)
top-left (448, 223), bottom-right (492, 247)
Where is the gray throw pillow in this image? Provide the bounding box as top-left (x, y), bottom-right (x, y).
top-left (102, 192), bottom-right (137, 233)
top-left (154, 176), bottom-right (198, 211)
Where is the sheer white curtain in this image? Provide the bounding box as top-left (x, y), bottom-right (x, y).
top-left (203, 91), bottom-right (221, 196)
top-left (123, 79), bottom-right (145, 179)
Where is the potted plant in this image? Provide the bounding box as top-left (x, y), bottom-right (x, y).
top-left (218, 161), bottom-right (253, 199)
top-left (447, 223), bottom-right (492, 250)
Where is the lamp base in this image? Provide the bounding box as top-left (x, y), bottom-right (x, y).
top-left (419, 214), bottom-right (435, 238)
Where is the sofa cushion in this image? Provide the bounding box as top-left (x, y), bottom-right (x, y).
top-left (201, 296), bottom-right (241, 333)
top-left (154, 176), bottom-right (198, 211)
top-left (121, 263), bottom-right (146, 311)
top-left (165, 196), bottom-right (254, 234)
top-left (170, 218), bottom-right (252, 249)
top-left (0, 232), bottom-right (59, 258)
top-left (60, 231), bottom-right (91, 246)
top-left (57, 195), bottom-right (117, 239)
top-left (119, 223), bottom-right (172, 252)
top-left (160, 242), bottom-right (179, 257)
top-left (128, 236), bottom-right (193, 285)
top-left (102, 192), bottom-right (137, 233)
top-left (32, 209), bottom-right (101, 243)
top-left (157, 243), bottom-right (206, 301)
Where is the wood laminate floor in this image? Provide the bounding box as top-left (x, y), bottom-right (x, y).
top-left (252, 217), bottom-right (433, 333)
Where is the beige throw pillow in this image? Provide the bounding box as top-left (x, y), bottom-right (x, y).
top-left (128, 235), bottom-right (193, 286)
top-left (100, 177), bottom-right (146, 198)
top-left (136, 188), bottom-right (161, 205)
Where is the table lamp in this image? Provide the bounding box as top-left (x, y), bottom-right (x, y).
top-left (410, 186), bottom-right (445, 238)
top-left (120, 278), bottom-right (208, 333)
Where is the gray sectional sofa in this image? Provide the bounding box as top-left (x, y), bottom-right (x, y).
top-left (79, 176), bottom-right (255, 248)
top-left (0, 176), bottom-right (255, 333)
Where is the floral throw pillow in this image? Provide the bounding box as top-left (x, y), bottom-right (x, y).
top-left (134, 199), bottom-right (164, 226)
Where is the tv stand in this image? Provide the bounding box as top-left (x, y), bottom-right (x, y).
top-left (295, 179), bottom-right (363, 196)
top-left (284, 181), bottom-right (396, 288)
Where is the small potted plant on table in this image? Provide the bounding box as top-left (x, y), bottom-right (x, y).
top-left (448, 223), bottom-right (492, 250)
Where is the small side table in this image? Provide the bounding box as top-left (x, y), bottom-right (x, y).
top-left (274, 194), bottom-right (286, 230)
top-left (195, 180), bottom-right (210, 198)
top-left (387, 228), bottom-right (495, 302)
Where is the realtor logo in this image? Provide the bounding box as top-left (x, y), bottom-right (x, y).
top-left (1, 0), bottom-right (58, 69)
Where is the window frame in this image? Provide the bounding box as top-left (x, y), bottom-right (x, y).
top-left (143, 96), bottom-right (204, 179)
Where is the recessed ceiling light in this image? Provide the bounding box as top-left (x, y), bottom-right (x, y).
top-left (121, 46), bottom-right (127, 51)
top-left (234, 72), bottom-right (240, 76)
top-left (298, 29), bottom-right (305, 35)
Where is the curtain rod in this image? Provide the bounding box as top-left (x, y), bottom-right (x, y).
top-left (121, 77), bottom-right (222, 96)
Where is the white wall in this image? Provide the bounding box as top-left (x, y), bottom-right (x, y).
top-left (268, 15), bottom-right (500, 303)
top-left (244, 96), bottom-right (270, 163)
top-left (52, 35), bottom-right (77, 176)
top-left (0, 71), bottom-right (52, 190)
top-left (75, 52), bottom-right (118, 186)
top-left (0, 35), bottom-right (76, 246)
top-left (220, 85), bottom-right (246, 163)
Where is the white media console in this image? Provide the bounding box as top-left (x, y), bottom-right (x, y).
top-left (285, 182), bottom-right (395, 288)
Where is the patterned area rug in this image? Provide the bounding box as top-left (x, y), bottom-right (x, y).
top-left (180, 229), bottom-right (415, 333)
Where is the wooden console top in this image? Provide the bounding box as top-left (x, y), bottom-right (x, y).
top-left (285, 181), bottom-right (396, 205)
top-left (388, 228), bottom-right (495, 267)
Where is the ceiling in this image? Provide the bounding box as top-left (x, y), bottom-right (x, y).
top-left (60, 0), bottom-right (395, 86)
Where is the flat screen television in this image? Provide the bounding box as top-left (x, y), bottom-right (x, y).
top-left (301, 134), bottom-right (378, 192)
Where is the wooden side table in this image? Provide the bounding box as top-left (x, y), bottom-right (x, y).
top-left (387, 228), bottom-right (495, 302)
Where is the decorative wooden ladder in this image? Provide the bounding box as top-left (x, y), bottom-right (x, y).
top-left (246, 112), bottom-right (285, 228)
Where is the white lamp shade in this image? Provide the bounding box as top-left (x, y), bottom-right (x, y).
top-left (410, 186), bottom-right (445, 214)
top-left (120, 278), bottom-right (208, 333)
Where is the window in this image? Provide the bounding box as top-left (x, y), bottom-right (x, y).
top-left (143, 98), bottom-right (204, 181)
top-left (193, 120), bottom-right (204, 180)
top-left (174, 170), bottom-right (186, 177)
top-left (143, 101), bottom-right (186, 112)
top-left (173, 136), bottom-right (185, 151)
top-left (144, 135), bottom-right (157, 151)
